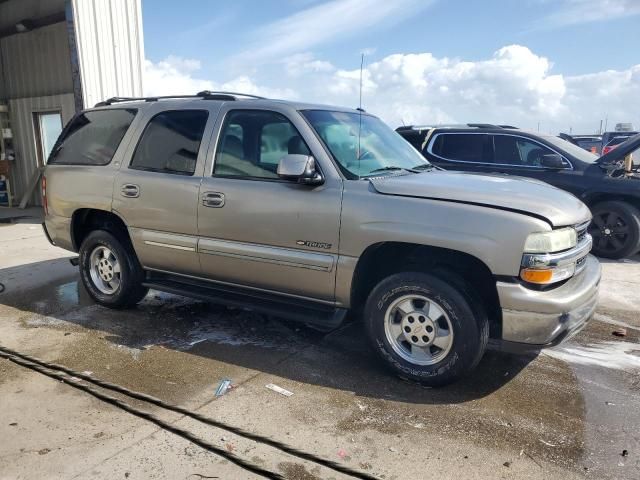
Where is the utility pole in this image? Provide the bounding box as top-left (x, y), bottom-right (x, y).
top-left (599, 119), bottom-right (603, 135)
top-left (537, 121), bottom-right (540, 132)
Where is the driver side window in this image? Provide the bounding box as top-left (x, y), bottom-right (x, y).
top-left (214, 110), bottom-right (310, 179)
top-left (493, 135), bottom-right (567, 168)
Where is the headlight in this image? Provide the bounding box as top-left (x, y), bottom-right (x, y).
top-left (524, 227), bottom-right (577, 253)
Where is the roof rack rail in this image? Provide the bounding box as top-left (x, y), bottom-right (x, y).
top-left (397, 123), bottom-right (508, 131)
top-left (94, 91), bottom-right (266, 107)
top-left (466, 123), bottom-right (504, 129)
top-left (196, 90), bottom-right (266, 100)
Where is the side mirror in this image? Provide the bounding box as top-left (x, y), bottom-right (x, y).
top-left (277, 154), bottom-right (324, 185)
top-left (541, 153), bottom-right (565, 169)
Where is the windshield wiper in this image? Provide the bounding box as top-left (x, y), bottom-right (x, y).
top-left (412, 164), bottom-right (434, 171)
top-left (365, 166), bottom-right (419, 176)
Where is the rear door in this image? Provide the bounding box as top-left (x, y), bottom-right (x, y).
top-left (112, 105), bottom-right (219, 275)
top-left (426, 132), bottom-right (494, 172)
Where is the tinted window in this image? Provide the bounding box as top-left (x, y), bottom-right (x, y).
top-left (493, 135), bottom-right (558, 167)
top-left (431, 133), bottom-right (492, 163)
top-left (608, 136), bottom-right (630, 147)
top-left (214, 110), bottom-right (310, 179)
top-left (130, 110), bottom-right (208, 175)
top-left (48, 109), bottom-right (136, 165)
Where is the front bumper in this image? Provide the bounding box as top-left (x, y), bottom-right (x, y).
top-left (495, 254), bottom-right (600, 351)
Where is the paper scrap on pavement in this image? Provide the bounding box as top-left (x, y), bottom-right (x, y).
top-left (265, 383), bottom-right (293, 397)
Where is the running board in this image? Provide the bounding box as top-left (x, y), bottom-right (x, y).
top-left (142, 272), bottom-right (347, 329)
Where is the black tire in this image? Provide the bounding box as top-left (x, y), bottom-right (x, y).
top-left (364, 272), bottom-right (489, 387)
top-left (79, 230), bottom-right (148, 309)
top-left (589, 201), bottom-right (640, 259)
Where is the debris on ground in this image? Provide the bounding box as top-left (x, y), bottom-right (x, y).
top-left (337, 449), bottom-right (347, 459)
top-left (389, 447), bottom-right (397, 453)
top-left (612, 328), bottom-right (627, 337)
top-left (605, 401), bottom-right (616, 406)
top-left (38, 448), bottom-right (51, 455)
top-left (265, 383), bottom-right (293, 397)
top-left (622, 449), bottom-right (629, 457)
top-left (215, 378), bottom-right (233, 397)
top-left (225, 443), bottom-right (235, 453)
top-left (539, 439), bottom-right (558, 447)
top-left (82, 371), bottom-right (93, 376)
top-left (503, 461), bottom-right (511, 467)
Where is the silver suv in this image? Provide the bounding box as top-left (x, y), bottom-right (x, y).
top-left (42, 92), bottom-right (601, 386)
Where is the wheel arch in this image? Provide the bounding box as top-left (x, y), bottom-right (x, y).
top-left (71, 208), bottom-right (131, 251)
top-left (350, 242), bottom-right (502, 338)
top-left (582, 192), bottom-right (640, 212)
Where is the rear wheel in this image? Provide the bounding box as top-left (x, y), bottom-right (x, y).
top-left (589, 201), bottom-right (640, 259)
top-left (79, 230), bottom-right (148, 308)
top-left (364, 272), bottom-right (489, 387)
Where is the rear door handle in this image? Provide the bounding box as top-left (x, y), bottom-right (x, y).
top-left (121, 184), bottom-right (140, 198)
top-left (202, 192), bottom-right (225, 208)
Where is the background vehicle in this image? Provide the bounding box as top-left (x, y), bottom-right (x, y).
top-left (559, 134), bottom-right (602, 154)
top-left (397, 124), bottom-right (640, 259)
top-left (602, 135), bottom-right (630, 155)
top-left (41, 94), bottom-right (599, 386)
top-left (602, 130), bottom-right (638, 151)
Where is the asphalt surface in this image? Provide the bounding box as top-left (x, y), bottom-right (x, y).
top-left (0, 218), bottom-right (639, 479)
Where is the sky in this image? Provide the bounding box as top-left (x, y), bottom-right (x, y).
top-left (141, 0), bottom-right (640, 134)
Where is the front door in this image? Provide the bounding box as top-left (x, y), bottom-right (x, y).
top-left (197, 108), bottom-right (342, 302)
top-left (113, 107), bottom-right (216, 276)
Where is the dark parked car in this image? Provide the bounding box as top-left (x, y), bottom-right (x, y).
top-left (397, 124), bottom-right (640, 259)
top-left (559, 134), bottom-right (602, 154)
top-left (601, 131), bottom-right (637, 151)
top-left (602, 135), bottom-right (631, 155)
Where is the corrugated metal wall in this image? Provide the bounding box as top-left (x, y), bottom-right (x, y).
top-left (0, 22), bottom-right (73, 99)
top-left (8, 94), bottom-right (76, 205)
top-left (71, 0), bottom-right (144, 108)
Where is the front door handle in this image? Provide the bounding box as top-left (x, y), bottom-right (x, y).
top-left (121, 184), bottom-right (140, 198)
top-left (202, 192), bottom-right (225, 208)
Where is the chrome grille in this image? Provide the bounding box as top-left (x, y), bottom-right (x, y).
top-left (576, 220), bottom-right (590, 244)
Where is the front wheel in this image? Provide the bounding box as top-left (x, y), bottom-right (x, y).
top-left (79, 230), bottom-right (148, 309)
top-left (589, 201), bottom-right (640, 259)
top-left (364, 272), bottom-right (488, 387)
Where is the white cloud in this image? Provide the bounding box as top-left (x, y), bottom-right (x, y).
top-left (144, 56), bottom-right (297, 99)
top-left (538, 0), bottom-right (640, 28)
top-left (144, 47), bottom-right (640, 134)
top-left (235, 0), bottom-right (436, 63)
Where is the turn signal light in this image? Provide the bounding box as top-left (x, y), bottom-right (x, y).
top-left (520, 268), bottom-right (553, 284)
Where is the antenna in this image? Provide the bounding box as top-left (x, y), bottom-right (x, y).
top-left (357, 53), bottom-right (364, 174)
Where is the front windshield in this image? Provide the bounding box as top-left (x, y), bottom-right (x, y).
top-left (543, 135), bottom-right (599, 163)
top-left (302, 110), bottom-right (429, 178)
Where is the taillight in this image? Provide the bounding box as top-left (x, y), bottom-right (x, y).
top-left (42, 175), bottom-right (48, 216)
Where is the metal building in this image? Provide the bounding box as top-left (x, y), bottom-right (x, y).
top-left (0, 0), bottom-right (144, 206)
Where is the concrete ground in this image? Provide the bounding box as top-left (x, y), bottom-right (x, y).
top-left (0, 215), bottom-right (639, 479)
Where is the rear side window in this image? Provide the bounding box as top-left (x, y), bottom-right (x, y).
top-left (130, 110), bottom-right (208, 176)
top-left (48, 109), bottom-right (136, 165)
top-left (431, 133), bottom-right (492, 163)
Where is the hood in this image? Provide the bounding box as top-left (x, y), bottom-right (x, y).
top-left (369, 170), bottom-right (591, 227)
top-left (598, 133), bottom-right (640, 164)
